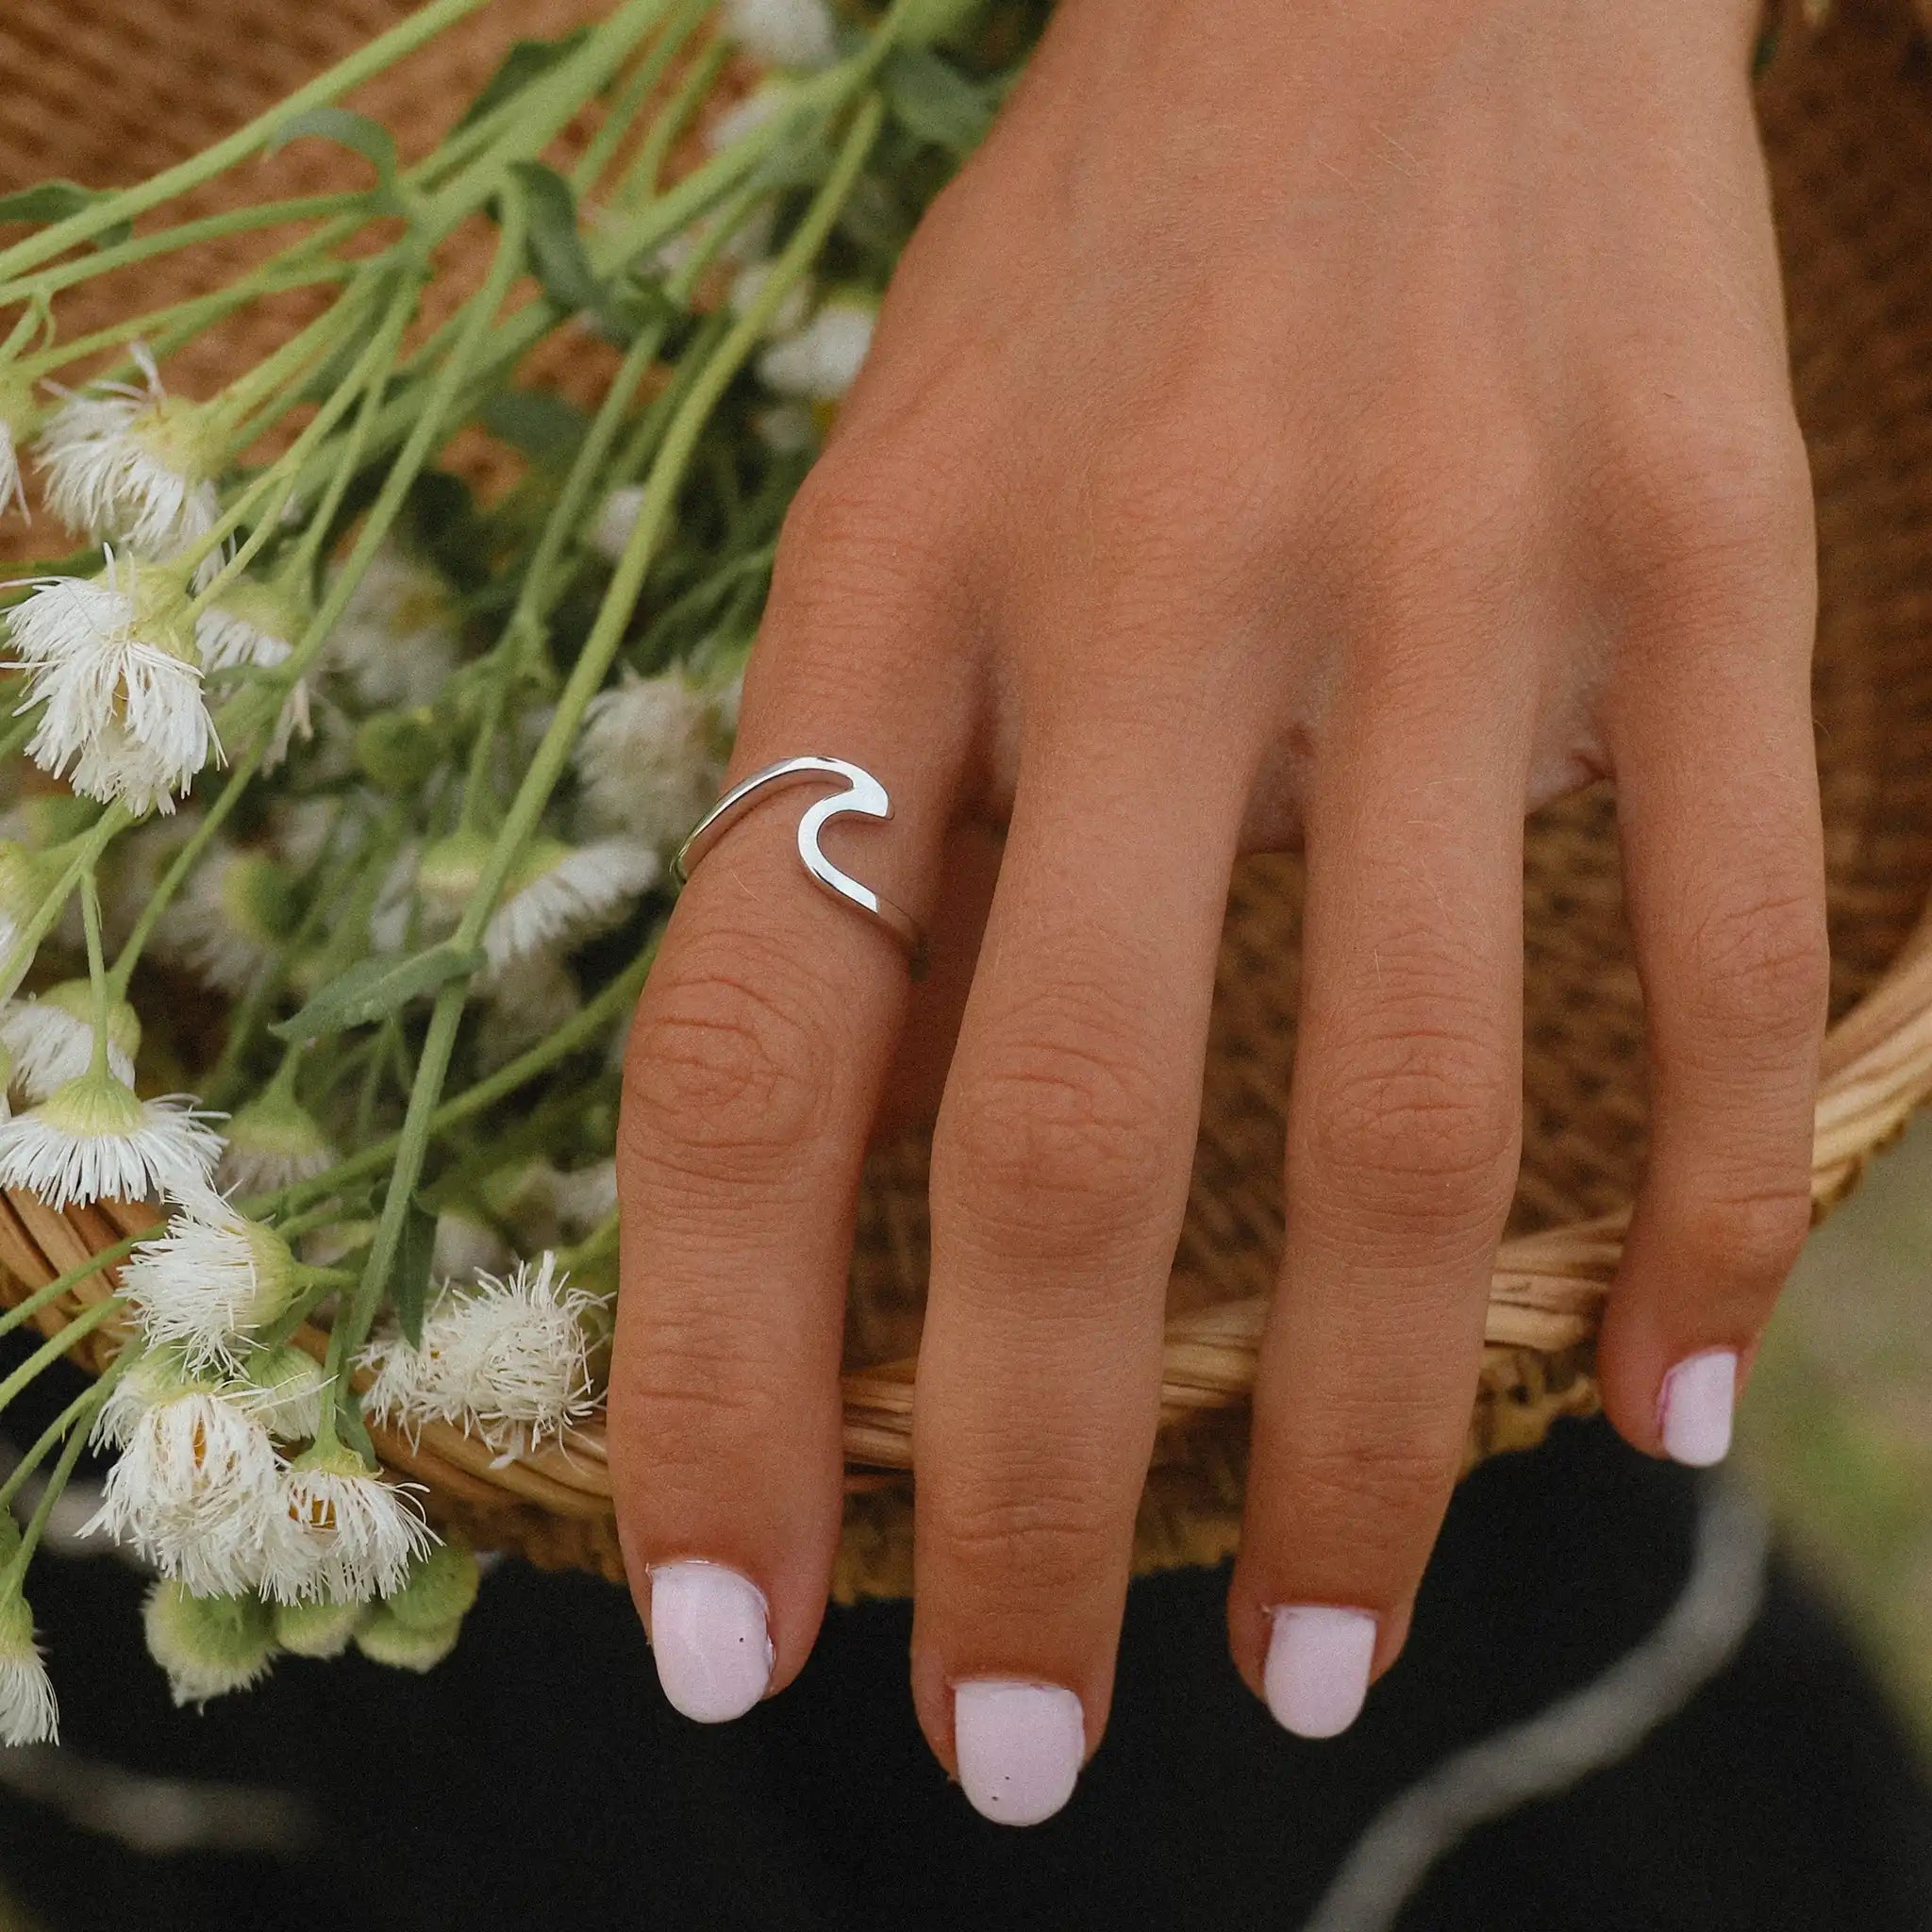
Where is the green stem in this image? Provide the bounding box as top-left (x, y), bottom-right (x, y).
top-left (104, 271), bottom-right (430, 995)
top-left (5, 194), bottom-right (363, 306)
top-left (0, 1237), bottom-right (141, 1347)
top-left (0, 1366), bottom-right (119, 1518)
top-left (572, 0), bottom-right (713, 194)
top-left (456, 319), bottom-right (667, 831)
top-left (0, 815), bottom-right (121, 1003)
top-left (326, 96), bottom-right (888, 1420)
top-left (12, 260), bottom-right (356, 385)
top-left (0, 0), bottom-right (500, 282)
top-left (251, 929), bottom-right (661, 1218)
top-left (79, 874), bottom-right (110, 1083)
top-left (0, 1299), bottom-right (123, 1419)
top-left (186, 270), bottom-right (416, 604)
top-left (8, 1358), bottom-right (124, 1577)
top-left (626, 36), bottom-right (733, 202)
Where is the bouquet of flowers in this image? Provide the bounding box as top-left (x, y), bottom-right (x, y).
top-left (0, 0), bottom-right (1031, 1739)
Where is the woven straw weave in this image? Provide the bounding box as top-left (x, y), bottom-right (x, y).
top-left (1, 0), bottom-right (1930, 1600)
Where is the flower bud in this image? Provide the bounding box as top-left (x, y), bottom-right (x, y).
top-left (383, 1540), bottom-right (480, 1633)
top-left (354, 1603), bottom-right (462, 1674)
top-left (142, 1582), bottom-right (276, 1707)
top-left (272, 1595), bottom-right (367, 1660)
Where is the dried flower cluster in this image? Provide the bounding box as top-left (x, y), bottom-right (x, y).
top-left (0, 0), bottom-right (1028, 1737)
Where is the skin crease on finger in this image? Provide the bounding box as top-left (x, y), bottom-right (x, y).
top-left (608, 0), bottom-right (1825, 1823)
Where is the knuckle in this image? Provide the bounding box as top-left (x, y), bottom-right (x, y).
top-left (772, 438), bottom-right (962, 627)
top-left (1600, 399), bottom-right (1814, 599)
top-left (616, 1311), bottom-right (790, 1454)
top-left (1351, 410), bottom-right (1543, 576)
top-left (934, 994), bottom-right (1174, 1254)
top-left (1279, 1431), bottom-right (1456, 1568)
top-left (1672, 1179), bottom-right (1813, 1295)
top-left (936, 1473), bottom-right (1121, 1603)
top-left (1681, 887), bottom-right (1829, 1061)
top-left (1305, 1008), bottom-right (1520, 1217)
top-left (622, 933), bottom-right (834, 1183)
top-left (1084, 393), bottom-right (1283, 591)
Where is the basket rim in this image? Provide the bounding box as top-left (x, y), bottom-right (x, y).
top-left (1, 893), bottom-right (1927, 1507)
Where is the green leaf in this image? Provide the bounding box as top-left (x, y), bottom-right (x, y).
top-left (388, 1194), bottom-right (439, 1348)
top-left (880, 50), bottom-right (996, 156)
top-left (508, 161), bottom-right (605, 315)
top-left (457, 29), bottom-right (593, 133)
top-left (271, 108), bottom-right (407, 216)
top-left (0, 180), bottom-right (132, 249)
top-left (481, 387), bottom-right (591, 467)
top-left (272, 942), bottom-right (484, 1043)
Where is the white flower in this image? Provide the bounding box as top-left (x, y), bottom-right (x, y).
top-left (480, 1157), bottom-right (615, 1251)
top-left (0, 1591), bottom-right (58, 1745)
top-left (0, 425), bottom-right (23, 522)
top-left (86, 1374), bottom-right (282, 1596)
top-left (142, 1582), bottom-right (276, 1707)
top-left (262, 1443), bottom-right (432, 1605)
top-left (0, 981), bottom-right (140, 1100)
top-left (154, 847), bottom-right (291, 997)
top-left (574, 671), bottom-right (726, 851)
top-left (483, 839), bottom-right (658, 975)
top-left (752, 401), bottom-right (818, 456)
top-left (649, 201), bottom-right (776, 287)
top-left (216, 1090), bottom-right (338, 1198)
top-left (121, 1208), bottom-right (301, 1374)
top-left (555, 1158), bottom-right (618, 1234)
top-left (588, 485), bottom-right (646, 565)
top-left (7, 553), bottom-right (219, 813)
top-left (326, 543), bottom-right (458, 708)
top-left (97, 812), bottom-right (199, 954)
top-left (298, 1218), bottom-right (375, 1271)
top-left (34, 347), bottom-right (220, 556)
top-left (234, 1344), bottom-right (329, 1443)
top-left (756, 294), bottom-right (876, 401)
top-left (722, 0), bottom-right (838, 68)
top-left (361, 1253), bottom-right (598, 1456)
top-left (416, 832), bottom-right (658, 978)
top-left (0, 841), bottom-right (63, 997)
top-left (0, 1071), bottom-right (222, 1209)
top-left (474, 951), bottom-right (581, 1067)
top-left (196, 579), bottom-right (313, 766)
top-left (366, 840), bottom-right (423, 956)
top-left (727, 260), bottom-right (815, 339)
top-left (704, 80), bottom-right (791, 156)
top-left (430, 1208), bottom-right (513, 1287)
top-left (265, 796), bottom-right (344, 871)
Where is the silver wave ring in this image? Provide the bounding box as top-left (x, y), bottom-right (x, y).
top-left (671, 756), bottom-right (927, 969)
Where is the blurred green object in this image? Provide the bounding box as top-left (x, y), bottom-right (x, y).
top-left (1739, 1115), bottom-right (1932, 1748)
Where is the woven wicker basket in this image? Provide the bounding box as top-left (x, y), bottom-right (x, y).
top-left (1, 0), bottom-right (1930, 1604)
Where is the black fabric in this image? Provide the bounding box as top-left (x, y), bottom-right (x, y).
top-left (3, 1391), bottom-right (1929, 1931)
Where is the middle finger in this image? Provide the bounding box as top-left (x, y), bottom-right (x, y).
top-left (912, 688), bottom-right (1252, 1825)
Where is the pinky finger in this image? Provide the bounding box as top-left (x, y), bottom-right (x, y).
top-left (1597, 634), bottom-right (1827, 1466)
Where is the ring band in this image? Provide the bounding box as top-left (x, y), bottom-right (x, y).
top-left (672, 755), bottom-right (928, 968)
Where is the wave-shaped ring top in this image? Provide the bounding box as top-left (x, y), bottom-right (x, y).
top-left (671, 756), bottom-right (927, 968)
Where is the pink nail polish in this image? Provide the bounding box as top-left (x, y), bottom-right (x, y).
top-left (648, 1562), bottom-right (773, 1723)
top-left (1264, 1606), bottom-right (1376, 1739)
top-left (954, 1680), bottom-right (1084, 1826)
top-left (1659, 1350), bottom-right (1738, 1467)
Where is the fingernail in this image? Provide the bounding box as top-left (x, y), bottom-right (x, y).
top-left (1659, 1349), bottom-right (1738, 1467)
top-left (1264, 1606), bottom-right (1376, 1739)
top-left (648, 1562), bottom-right (773, 1723)
top-left (953, 1680), bottom-right (1084, 1826)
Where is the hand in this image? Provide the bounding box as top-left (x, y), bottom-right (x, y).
top-left (608, 0), bottom-right (1824, 1823)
